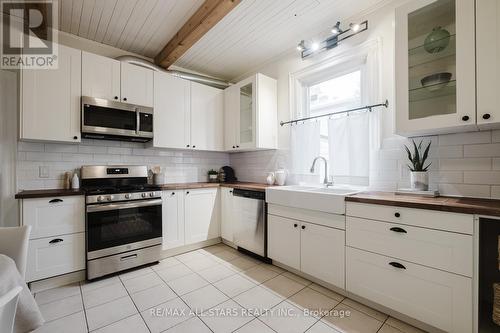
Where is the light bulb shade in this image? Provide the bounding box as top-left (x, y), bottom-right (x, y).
top-left (311, 42), bottom-right (320, 51)
top-left (350, 23), bottom-right (360, 32)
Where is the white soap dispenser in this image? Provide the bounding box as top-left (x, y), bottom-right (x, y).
top-left (71, 172), bottom-right (80, 190)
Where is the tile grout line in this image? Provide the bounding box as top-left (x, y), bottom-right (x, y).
top-left (78, 282), bottom-right (90, 333)
top-left (117, 274), bottom-right (153, 333)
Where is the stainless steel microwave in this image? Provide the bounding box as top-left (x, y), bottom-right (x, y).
top-left (81, 96), bottom-right (153, 142)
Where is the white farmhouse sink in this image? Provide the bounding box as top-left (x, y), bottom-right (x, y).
top-left (265, 185), bottom-right (361, 214)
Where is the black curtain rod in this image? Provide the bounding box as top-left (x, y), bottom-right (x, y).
top-left (279, 99), bottom-right (389, 126)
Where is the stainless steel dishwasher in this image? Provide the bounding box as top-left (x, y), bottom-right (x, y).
top-left (232, 189), bottom-right (267, 259)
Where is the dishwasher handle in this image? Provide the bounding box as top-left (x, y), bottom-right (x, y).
top-left (232, 189), bottom-right (265, 200)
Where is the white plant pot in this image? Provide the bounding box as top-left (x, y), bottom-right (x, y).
top-left (410, 171), bottom-right (429, 191)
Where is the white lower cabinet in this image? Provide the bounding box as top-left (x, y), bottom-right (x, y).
top-left (268, 215), bottom-right (301, 270)
top-left (22, 196), bottom-right (85, 282)
top-left (301, 222), bottom-right (345, 289)
top-left (221, 187), bottom-right (234, 242)
top-left (26, 232), bottom-right (85, 282)
top-left (267, 209), bottom-right (345, 289)
top-left (346, 247), bottom-right (472, 333)
top-left (162, 191), bottom-right (185, 250)
top-left (162, 188), bottom-right (221, 248)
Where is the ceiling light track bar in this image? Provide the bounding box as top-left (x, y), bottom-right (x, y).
top-left (298, 20), bottom-right (369, 59)
top-left (280, 99), bottom-right (388, 126)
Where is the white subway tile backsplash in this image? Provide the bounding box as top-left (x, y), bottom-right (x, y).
top-left (464, 171), bottom-right (500, 185)
top-left (464, 143), bottom-right (500, 157)
top-left (438, 184), bottom-right (491, 198)
top-left (17, 140), bottom-right (230, 190)
top-left (439, 158), bottom-right (492, 171)
top-left (439, 131), bottom-right (491, 146)
top-left (230, 130), bottom-right (500, 198)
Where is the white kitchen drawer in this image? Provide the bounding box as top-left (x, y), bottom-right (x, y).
top-left (267, 215), bottom-right (300, 270)
top-left (346, 217), bottom-right (473, 277)
top-left (268, 204), bottom-right (345, 230)
top-left (26, 232), bottom-right (85, 282)
top-left (301, 221), bottom-right (345, 289)
top-left (346, 247), bottom-right (472, 333)
top-left (346, 202), bottom-right (473, 235)
top-left (22, 196), bottom-right (85, 239)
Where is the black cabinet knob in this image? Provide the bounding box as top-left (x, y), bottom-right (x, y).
top-left (236, 145), bottom-right (240, 148)
top-left (483, 113), bottom-right (491, 120)
top-left (186, 144), bottom-right (190, 147)
top-left (192, 145), bottom-right (196, 148)
top-left (462, 115), bottom-right (469, 121)
top-left (123, 97), bottom-right (127, 101)
top-left (114, 96), bottom-right (118, 100)
top-left (389, 262), bottom-right (406, 269)
top-left (293, 223), bottom-right (298, 228)
top-left (73, 136), bottom-right (78, 140)
top-left (390, 227), bottom-right (407, 233)
top-left (232, 146), bottom-right (236, 149)
top-left (186, 191), bottom-right (190, 195)
top-left (394, 212), bottom-right (401, 218)
top-left (301, 225), bottom-right (306, 229)
top-left (171, 192), bottom-right (175, 195)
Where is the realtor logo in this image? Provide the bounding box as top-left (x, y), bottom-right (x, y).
top-left (1, 0), bottom-right (58, 69)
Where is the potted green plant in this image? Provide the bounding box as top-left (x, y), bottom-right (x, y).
top-left (404, 139), bottom-right (431, 191)
top-left (207, 169), bottom-right (219, 183)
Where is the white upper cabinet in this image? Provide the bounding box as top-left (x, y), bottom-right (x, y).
top-left (476, 0), bottom-right (500, 129)
top-left (20, 44), bottom-right (82, 143)
top-left (395, 0), bottom-right (476, 136)
top-left (82, 51), bottom-right (121, 101)
top-left (190, 82), bottom-right (224, 151)
top-left (153, 72), bottom-right (191, 149)
top-left (224, 73), bottom-right (277, 151)
top-left (120, 62), bottom-right (154, 107)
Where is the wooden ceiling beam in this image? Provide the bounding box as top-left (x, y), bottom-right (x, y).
top-left (154, 0), bottom-right (241, 68)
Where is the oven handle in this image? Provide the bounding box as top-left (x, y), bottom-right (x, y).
top-left (86, 199), bottom-right (162, 213)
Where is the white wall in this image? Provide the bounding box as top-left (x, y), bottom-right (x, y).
top-left (0, 70), bottom-right (18, 227)
top-left (229, 0), bottom-right (500, 198)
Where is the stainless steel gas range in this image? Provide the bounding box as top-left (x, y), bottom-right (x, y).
top-left (81, 165), bottom-right (162, 280)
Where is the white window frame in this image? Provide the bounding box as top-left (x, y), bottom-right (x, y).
top-left (289, 39), bottom-right (378, 121)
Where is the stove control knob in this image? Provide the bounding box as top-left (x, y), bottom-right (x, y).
top-left (107, 195), bottom-right (113, 201)
top-left (125, 194), bottom-right (131, 199)
top-left (97, 196), bottom-right (104, 202)
top-left (149, 192), bottom-right (155, 197)
top-left (141, 193), bottom-right (147, 198)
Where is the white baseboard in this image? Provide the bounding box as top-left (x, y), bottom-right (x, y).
top-left (29, 270), bottom-right (86, 293)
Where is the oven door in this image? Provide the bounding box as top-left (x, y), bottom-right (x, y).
top-left (86, 199), bottom-right (162, 259)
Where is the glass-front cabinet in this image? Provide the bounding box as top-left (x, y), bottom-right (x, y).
top-left (223, 73), bottom-right (277, 151)
top-left (395, 0), bottom-right (476, 136)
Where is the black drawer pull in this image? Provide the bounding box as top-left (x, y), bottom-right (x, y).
top-left (186, 191), bottom-right (190, 195)
top-left (389, 262), bottom-right (406, 269)
top-left (293, 223), bottom-right (298, 228)
top-left (49, 199), bottom-right (63, 204)
top-left (483, 113), bottom-right (491, 120)
top-left (49, 238), bottom-right (64, 244)
top-left (462, 115), bottom-right (469, 121)
top-left (301, 225), bottom-right (306, 229)
top-left (394, 212), bottom-right (400, 218)
top-left (390, 227), bottom-right (407, 233)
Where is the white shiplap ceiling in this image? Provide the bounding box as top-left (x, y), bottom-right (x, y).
top-left (58, 0), bottom-right (388, 80)
top-left (58, 0), bottom-right (204, 58)
top-left (175, 0), bottom-right (388, 80)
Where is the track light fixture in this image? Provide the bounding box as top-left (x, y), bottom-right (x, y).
top-left (296, 40), bottom-right (306, 52)
top-left (331, 21), bottom-right (342, 35)
top-left (297, 20), bottom-right (368, 59)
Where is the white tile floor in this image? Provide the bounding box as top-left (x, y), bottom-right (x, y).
top-left (32, 243), bottom-right (427, 333)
